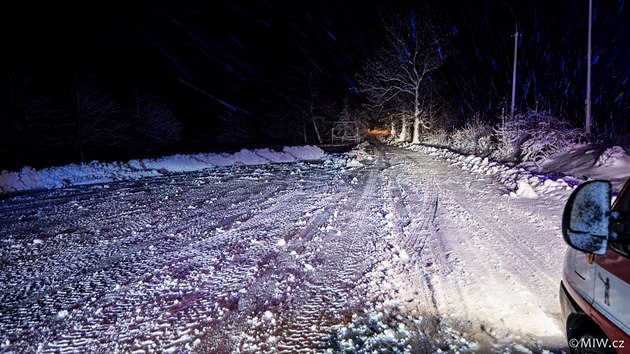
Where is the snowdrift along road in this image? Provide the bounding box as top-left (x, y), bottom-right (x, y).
top-left (0, 143), bottom-right (570, 353)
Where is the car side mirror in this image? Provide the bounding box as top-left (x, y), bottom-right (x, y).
top-left (562, 180), bottom-right (612, 255)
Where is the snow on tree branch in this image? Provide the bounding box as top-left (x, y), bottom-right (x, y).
top-left (357, 12), bottom-right (445, 143)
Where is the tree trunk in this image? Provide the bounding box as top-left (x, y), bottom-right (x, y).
top-left (398, 115), bottom-right (408, 142)
top-left (412, 86), bottom-right (421, 144)
top-left (390, 120), bottom-right (397, 137)
top-left (311, 118), bottom-right (323, 144)
top-left (412, 116), bottom-right (421, 144)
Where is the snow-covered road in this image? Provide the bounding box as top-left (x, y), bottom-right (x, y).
top-left (0, 143), bottom-right (570, 353)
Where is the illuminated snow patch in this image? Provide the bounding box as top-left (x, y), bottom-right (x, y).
top-left (0, 145), bottom-right (327, 195)
top-left (514, 181), bottom-right (539, 199)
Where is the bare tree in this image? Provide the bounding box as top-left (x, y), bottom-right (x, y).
top-left (0, 71), bottom-right (70, 169)
top-left (289, 70), bottom-right (327, 144)
top-left (71, 89), bottom-right (129, 161)
top-left (132, 95), bottom-right (182, 150)
top-left (302, 71), bottom-right (324, 143)
top-left (273, 69), bottom-right (331, 144)
top-left (358, 13), bottom-right (444, 143)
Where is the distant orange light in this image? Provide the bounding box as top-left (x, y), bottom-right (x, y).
top-left (367, 129), bottom-right (391, 135)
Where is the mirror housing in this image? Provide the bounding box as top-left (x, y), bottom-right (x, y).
top-left (562, 180), bottom-right (612, 255)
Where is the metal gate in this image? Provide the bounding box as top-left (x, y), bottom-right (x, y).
top-left (331, 120), bottom-right (362, 143)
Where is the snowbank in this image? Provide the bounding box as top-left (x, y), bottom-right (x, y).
top-left (540, 145), bottom-right (630, 191)
top-left (397, 142), bottom-right (577, 199)
top-left (396, 141), bottom-right (630, 197)
top-left (596, 146), bottom-right (628, 167)
top-left (0, 162), bottom-right (159, 194)
top-left (0, 146), bottom-right (326, 195)
top-left (282, 146), bottom-right (327, 161)
top-left (254, 149), bottom-right (296, 163)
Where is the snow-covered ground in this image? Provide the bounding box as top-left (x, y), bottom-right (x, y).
top-left (0, 146), bottom-right (327, 196)
top-left (1, 141), bottom-right (628, 353)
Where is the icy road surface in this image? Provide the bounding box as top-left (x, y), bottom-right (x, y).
top-left (0, 144), bottom-right (569, 353)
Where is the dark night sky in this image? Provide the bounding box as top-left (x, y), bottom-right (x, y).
top-left (0, 0), bottom-right (628, 163)
top-left (2, 1), bottom-right (380, 141)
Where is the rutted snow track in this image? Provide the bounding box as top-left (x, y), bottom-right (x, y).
top-left (0, 143), bottom-right (569, 353)
top-left (378, 148), bottom-right (569, 352)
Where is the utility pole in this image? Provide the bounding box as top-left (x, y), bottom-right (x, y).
top-left (504, 2), bottom-right (518, 120)
top-left (510, 26), bottom-right (519, 120)
top-left (585, 0), bottom-right (593, 135)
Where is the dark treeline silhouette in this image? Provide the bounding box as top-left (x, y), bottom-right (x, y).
top-left (0, 71), bottom-right (183, 170)
top-left (0, 0), bottom-right (627, 170)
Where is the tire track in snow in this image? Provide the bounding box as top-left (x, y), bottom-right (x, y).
top-left (267, 169), bottom-right (387, 353)
top-left (317, 142), bottom-right (471, 353)
top-left (397, 148), bottom-right (561, 294)
top-left (0, 164), bottom-right (353, 352)
top-left (195, 182), bottom-right (350, 353)
top-left (0, 179), bottom-right (286, 309)
top-left (374, 152), bottom-right (472, 352)
top-left (0, 144), bottom-right (569, 353)
top-left (394, 147), bottom-right (561, 285)
top-left (388, 145), bottom-right (566, 350)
